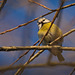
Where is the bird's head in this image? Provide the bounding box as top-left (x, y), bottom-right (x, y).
top-left (37, 17), bottom-right (50, 30)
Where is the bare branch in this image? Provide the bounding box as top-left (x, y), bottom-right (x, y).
top-left (0, 0), bottom-right (7, 11)
top-left (9, 50), bottom-right (30, 66)
top-left (0, 46), bottom-right (75, 51)
top-left (26, 40), bottom-right (40, 60)
top-left (15, 50), bottom-right (44, 75)
top-left (1, 62), bottom-right (75, 72)
top-left (69, 68), bottom-right (75, 75)
top-left (9, 40), bottom-right (40, 66)
top-left (0, 3), bottom-right (75, 35)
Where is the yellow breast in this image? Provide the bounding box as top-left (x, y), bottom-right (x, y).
top-left (38, 22), bottom-right (63, 45)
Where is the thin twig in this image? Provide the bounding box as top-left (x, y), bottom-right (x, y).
top-left (15, 50), bottom-right (44, 75)
top-left (25, 40), bottom-right (40, 62)
top-left (42, 3), bottom-right (75, 17)
top-left (27, 49), bottom-right (36, 61)
top-left (69, 68), bottom-right (75, 75)
top-left (9, 50), bottom-right (30, 66)
top-left (9, 40), bottom-right (40, 66)
top-left (0, 0), bottom-right (7, 11)
top-left (0, 3), bottom-right (75, 35)
top-left (50, 29), bottom-right (75, 45)
top-left (29, 0), bottom-right (53, 11)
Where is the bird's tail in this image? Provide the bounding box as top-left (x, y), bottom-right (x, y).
top-left (57, 53), bottom-right (65, 62)
top-left (50, 46), bottom-right (65, 62)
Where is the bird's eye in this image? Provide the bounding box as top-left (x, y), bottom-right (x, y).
top-left (38, 22), bottom-right (41, 25)
top-left (43, 19), bottom-right (45, 21)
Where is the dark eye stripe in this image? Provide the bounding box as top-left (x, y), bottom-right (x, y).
top-left (38, 22), bottom-right (41, 25)
top-left (43, 19), bottom-right (45, 21)
top-left (38, 19), bottom-right (46, 25)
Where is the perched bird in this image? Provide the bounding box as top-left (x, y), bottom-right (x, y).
top-left (37, 17), bottom-right (64, 62)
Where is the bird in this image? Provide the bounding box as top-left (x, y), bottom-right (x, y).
top-left (37, 17), bottom-right (65, 62)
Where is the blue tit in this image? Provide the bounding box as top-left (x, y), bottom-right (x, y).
top-left (37, 17), bottom-right (64, 62)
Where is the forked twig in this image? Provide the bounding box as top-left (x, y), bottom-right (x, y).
top-left (9, 40), bottom-right (39, 66)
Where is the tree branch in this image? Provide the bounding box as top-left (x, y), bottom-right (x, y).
top-left (0, 3), bottom-right (75, 35)
top-left (50, 29), bottom-right (75, 45)
top-left (1, 62), bottom-right (75, 72)
top-left (0, 0), bottom-right (7, 11)
top-left (0, 46), bottom-right (75, 51)
top-left (9, 40), bottom-right (40, 66)
top-left (69, 68), bottom-right (75, 75)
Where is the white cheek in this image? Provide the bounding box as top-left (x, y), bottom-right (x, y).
top-left (43, 20), bottom-right (50, 23)
top-left (38, 24), bottom-right (42, 29)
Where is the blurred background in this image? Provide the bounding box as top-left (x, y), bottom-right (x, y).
top-left (0, 0), bottom-right (75, 75)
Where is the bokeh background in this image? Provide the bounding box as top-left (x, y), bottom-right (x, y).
top-left (0, 0), bottom-right (75, 75)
